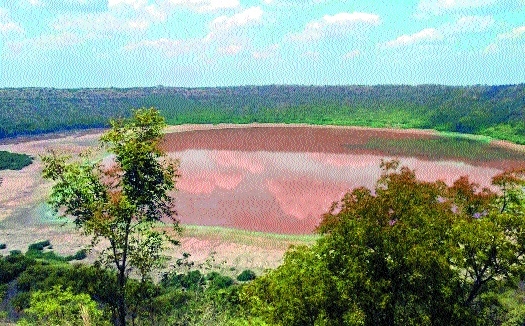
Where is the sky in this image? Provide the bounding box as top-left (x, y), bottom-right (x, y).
top-left (0, 0), bottom-right (524, 88)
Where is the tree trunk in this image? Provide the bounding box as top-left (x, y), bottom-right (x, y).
top-left (117, 266), bottom-right (127, 326)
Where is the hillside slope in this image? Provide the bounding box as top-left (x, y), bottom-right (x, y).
top-left (1, 84), bottom-right (524, 143)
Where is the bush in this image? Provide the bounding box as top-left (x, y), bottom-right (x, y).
top-left (0, 253), bottom-right (34, 284)
top-left (0, 151), bottom-right (33, 171)
top-left (71, 249), bottom-right (87, 261)
top-left (17, 285), bottom-right (110, 326)
top-left (0, 243), bottom-right (6, 250)
top-left (27, 240), bottom-right (50, 251)
top-left (63, 249), bottom-right (87, 261)
top-left (162, 270), bottom-right (205, 291)
top-left (207, 272), bottom-right (234, 290)
top-left (237, 270), bottom-right (256, 282)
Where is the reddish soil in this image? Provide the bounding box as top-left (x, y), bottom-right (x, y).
top-left (161, 126), bottom-right (525, 234)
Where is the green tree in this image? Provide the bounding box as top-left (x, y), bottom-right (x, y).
top-left (243, 160), bottom-right (525, 325)
top-left (42, 108), bottom-right (180, 326)
top-left (17, 285), bottom-right (110, 326)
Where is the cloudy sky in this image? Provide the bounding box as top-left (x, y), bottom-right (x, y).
top-left (1, 0), bottom-right (524, 87)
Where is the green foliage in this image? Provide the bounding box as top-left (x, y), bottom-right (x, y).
top-left (0, 151), bottom-right (32, 171)
top-left (17, 285), bottom-right (110, 326)
top-left (162, 270), bottom-right (205, 291)
top-left (207, 272), bottom-right (234, 290)
top-left (1, 247), bottom-right (259, 325)
top-left (27, 240), bottom-right (50, 251)
top-left (242, 245), bottom-right (342, 326)
top-left (41, 108), bottom-right (180, 325)
top-left (69, 249), bottom-right (87, 261)
top-left (236, 270), bottom-right (256, 282)
top-left (22, 241), bottom-right (87, 263)
top-left (0, 251), bottom-right (35, 284)
top-left (2, 85), bottom-right (525, 144)
top-left (243, 161), bottom-right (525, 326)
top-left (12, 261), bottom-right (118, 312)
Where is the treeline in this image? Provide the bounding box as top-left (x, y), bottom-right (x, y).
top-left (1, 84), bottom-right (525, 143)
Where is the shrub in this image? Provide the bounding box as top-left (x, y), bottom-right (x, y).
top-left (64, 249), bottom-right (87, 261)
top-left (162, 270), bottom-right (205, 291)
top-left (237, 270), bottom-right (256, 282)
top-left (0, 243), bottom-right (6, 250)
top-left (27, 240), bottom-right (51, 251)
top-left (71, 249), bottom-right (87, 261)
top-left (17, 285), bottom-right (110, 326)
top-left (207, 272), bottom-right (234, 290)
top-left (0, 151), bottom-right (33, 171)
top-left (0, 253), bottom-right (34, 284)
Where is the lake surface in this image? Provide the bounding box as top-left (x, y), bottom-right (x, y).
top-left (162, 126), bottom-right (523, 234)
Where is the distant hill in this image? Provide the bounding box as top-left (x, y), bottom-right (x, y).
top-left (1, 85), bottom-right (524, 143)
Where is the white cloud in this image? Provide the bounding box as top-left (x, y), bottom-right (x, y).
top-left (0, 8), bottom-right (24, 35)
top-left (143, 4), bottom-right (167, 21)
top-left (123, 37), bottom-right (202, 56)
top-left (52, 12), bottom-right (150, 33)
top-left (482, 25), bottom-right (525, 55)
top-left (289, 12), bottom-right (381, 42)
top-left (343, 49), bottom-right (360, 59)
top-left (483, 42), bottom-right (498, 54)
top-left (209, 6), bottom-right (263, 31)
top-left (384, 28), bottom-right (443, 48)
top-left (0, 21), bottom-right (24, 34)
top-left (498, 25), bottom-right (525, 39)
top-left (165, 0), bottom-right (239, 12)
top-left (205, 6), bottom-right (263, 43)
top-left (7, 32), bottom-right (81, 54)
top-left (217, 44), bottom-right (243, 55)
top-left (108, 0), bottom-right (167, 22)
top-left (252, 43), bottom-right (279, 59)
top-left (448, 15), bottom-right (494, 33)
top-left (262, 0), bottom-right (274, 3)
top-left (26, 0), bottom-right (43, 5)
top-left (417, 0), bottom-right (498, 15)
top-left (124, 6), bottom-right (262, 57)
top-left (108, 0), bottom-right (147, 9)
top-left (21, 0), bottom-right (108, 11)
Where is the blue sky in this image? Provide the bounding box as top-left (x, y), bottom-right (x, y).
top-left (1, 0), bottom-right (524, 87)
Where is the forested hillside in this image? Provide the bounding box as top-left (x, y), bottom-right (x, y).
top-left (1, 84), bottom-right (525, 143)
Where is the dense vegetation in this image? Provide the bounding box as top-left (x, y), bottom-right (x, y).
top-left (1, 84), bottom-right (525, 143)
top-left (0, 151), bottom-right (32, 171)
top-left (0, 242), bottom-right (248, 325)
